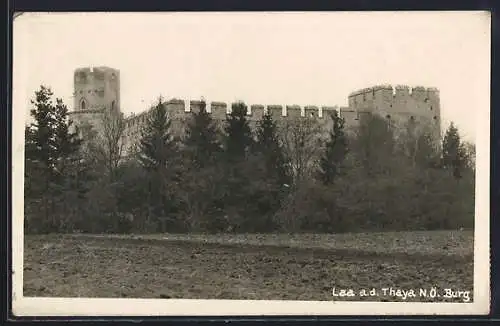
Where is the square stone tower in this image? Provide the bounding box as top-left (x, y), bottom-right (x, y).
top-left (73, 66), bottom-right (120, 112)
top-left (69, 66), bottom-right (120, 135)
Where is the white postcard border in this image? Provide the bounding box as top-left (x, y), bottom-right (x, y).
top-left (11, 11), bottom-right (491, 317)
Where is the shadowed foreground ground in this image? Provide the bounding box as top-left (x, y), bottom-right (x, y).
top-left (24, 231), bottom-right (474, 302)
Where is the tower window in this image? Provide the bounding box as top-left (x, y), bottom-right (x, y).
top-left (80, 99), bottom-right (86, 111)
top-left (430, 106), bottom-right (433, 111)
top-left (111, 100), bottom-right (116, 111)
top-left (386, 114), bottom-right (391, 119)
top-left (433, 116), bottom-right (438, 120)
top-left (410, 116), bottom-right (415, 121)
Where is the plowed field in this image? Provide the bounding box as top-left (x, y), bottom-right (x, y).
top-left (23, 231), bottom-right (474, 302)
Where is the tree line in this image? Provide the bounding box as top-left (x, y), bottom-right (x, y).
top-left (24, 86), bottom-right (476, 234)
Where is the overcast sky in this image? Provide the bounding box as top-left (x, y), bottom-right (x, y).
top-left (13, 11), bottom-right (490, 141)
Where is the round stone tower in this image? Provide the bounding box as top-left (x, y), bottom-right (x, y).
top-left (347, 84), bottom-right (442, 142)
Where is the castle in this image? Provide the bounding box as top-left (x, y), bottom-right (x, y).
top-left (69, 66), bottom-right (442, 154)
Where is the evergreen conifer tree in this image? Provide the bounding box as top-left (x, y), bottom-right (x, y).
top-left (25, 86), bottom-right (57, 172)
top-left (25, 86), bottom-right (82, 185)
top-left (179, 101), bottom-right (227, 231)
top-left (255, 111), bottom-right (291, 187)
top-left (224, 102), bottom-right (254, 161)
top-left (442, 122), bottom-right (466, 179)
top-left (138, 97), bottom-right (179, 230)
top-left (138, 97), bottom-right (177, 171)
top-left (52, 98), bottom-right (83, 181)
top-left (248, 111), bottom-right (292, 230)
top-left (219, 102), bottom-right (256, 230)
top-left (318, 110), bottom-right (348, 185)
top-left (24, 86), bottom-right (83, 232)
top-left (183, 100), bottom-right (222, 168)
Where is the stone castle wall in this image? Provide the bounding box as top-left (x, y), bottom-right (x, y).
top-left (348, 84), bottom-right (441, 139)
top-left (121, 100), bottom-right (343, 153)
top-left (69, 66), bottom-right (120, 134)
top-left (68, 67), bottom-right (442, 155)
top-left (73, 66), bottom-right (120, 111)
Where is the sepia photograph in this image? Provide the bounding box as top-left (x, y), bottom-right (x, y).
top-left (11, 11), bottom-right (490, 316)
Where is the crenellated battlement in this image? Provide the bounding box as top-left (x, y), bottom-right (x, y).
top-left (70, 67), bottom-right (441, 157)
top-left (122, 99), bottom-right (349, 131)
top-left (74, 66), bottom-right (119, 80)
top-left (70, 66), bottom-right (121, 136)
top-left (120, 86), bottom-right (440, 131)
top-left (116, 91), bottom-right (440, 155)
top-left (266, 105), bottom-right (284, 119)
top-left (346, 84), bottom-right (441, 143)
top-left (285, 105), bottom-right (301, 119)
top-left (304, 105), bottom-right (319, 118)
top-left (347, 84), bottom-right (440, 128)
top-left (348, 84), bottom-right (439, 98)
top-left (189, 100), bottom-right (205, 113)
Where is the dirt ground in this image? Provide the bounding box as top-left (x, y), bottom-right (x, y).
top-left (23, 232), bottom-right (474, 302)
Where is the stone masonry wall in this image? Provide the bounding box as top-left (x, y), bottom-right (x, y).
top-left (348, 84), bottom-right (441, 140)
top-left (68, 68), bottom-right (442, 157)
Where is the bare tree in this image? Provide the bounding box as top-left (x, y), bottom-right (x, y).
top-left (352, 113), bottom-right (396, 176)
top-left (399, 119), bottom-right (439, 168)
top-left (280, 117), bottom-right (324, 184)
top-left (94, 108), bottom-right (126, 180)
top-left (462, 141), bottom-right (476, 171)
